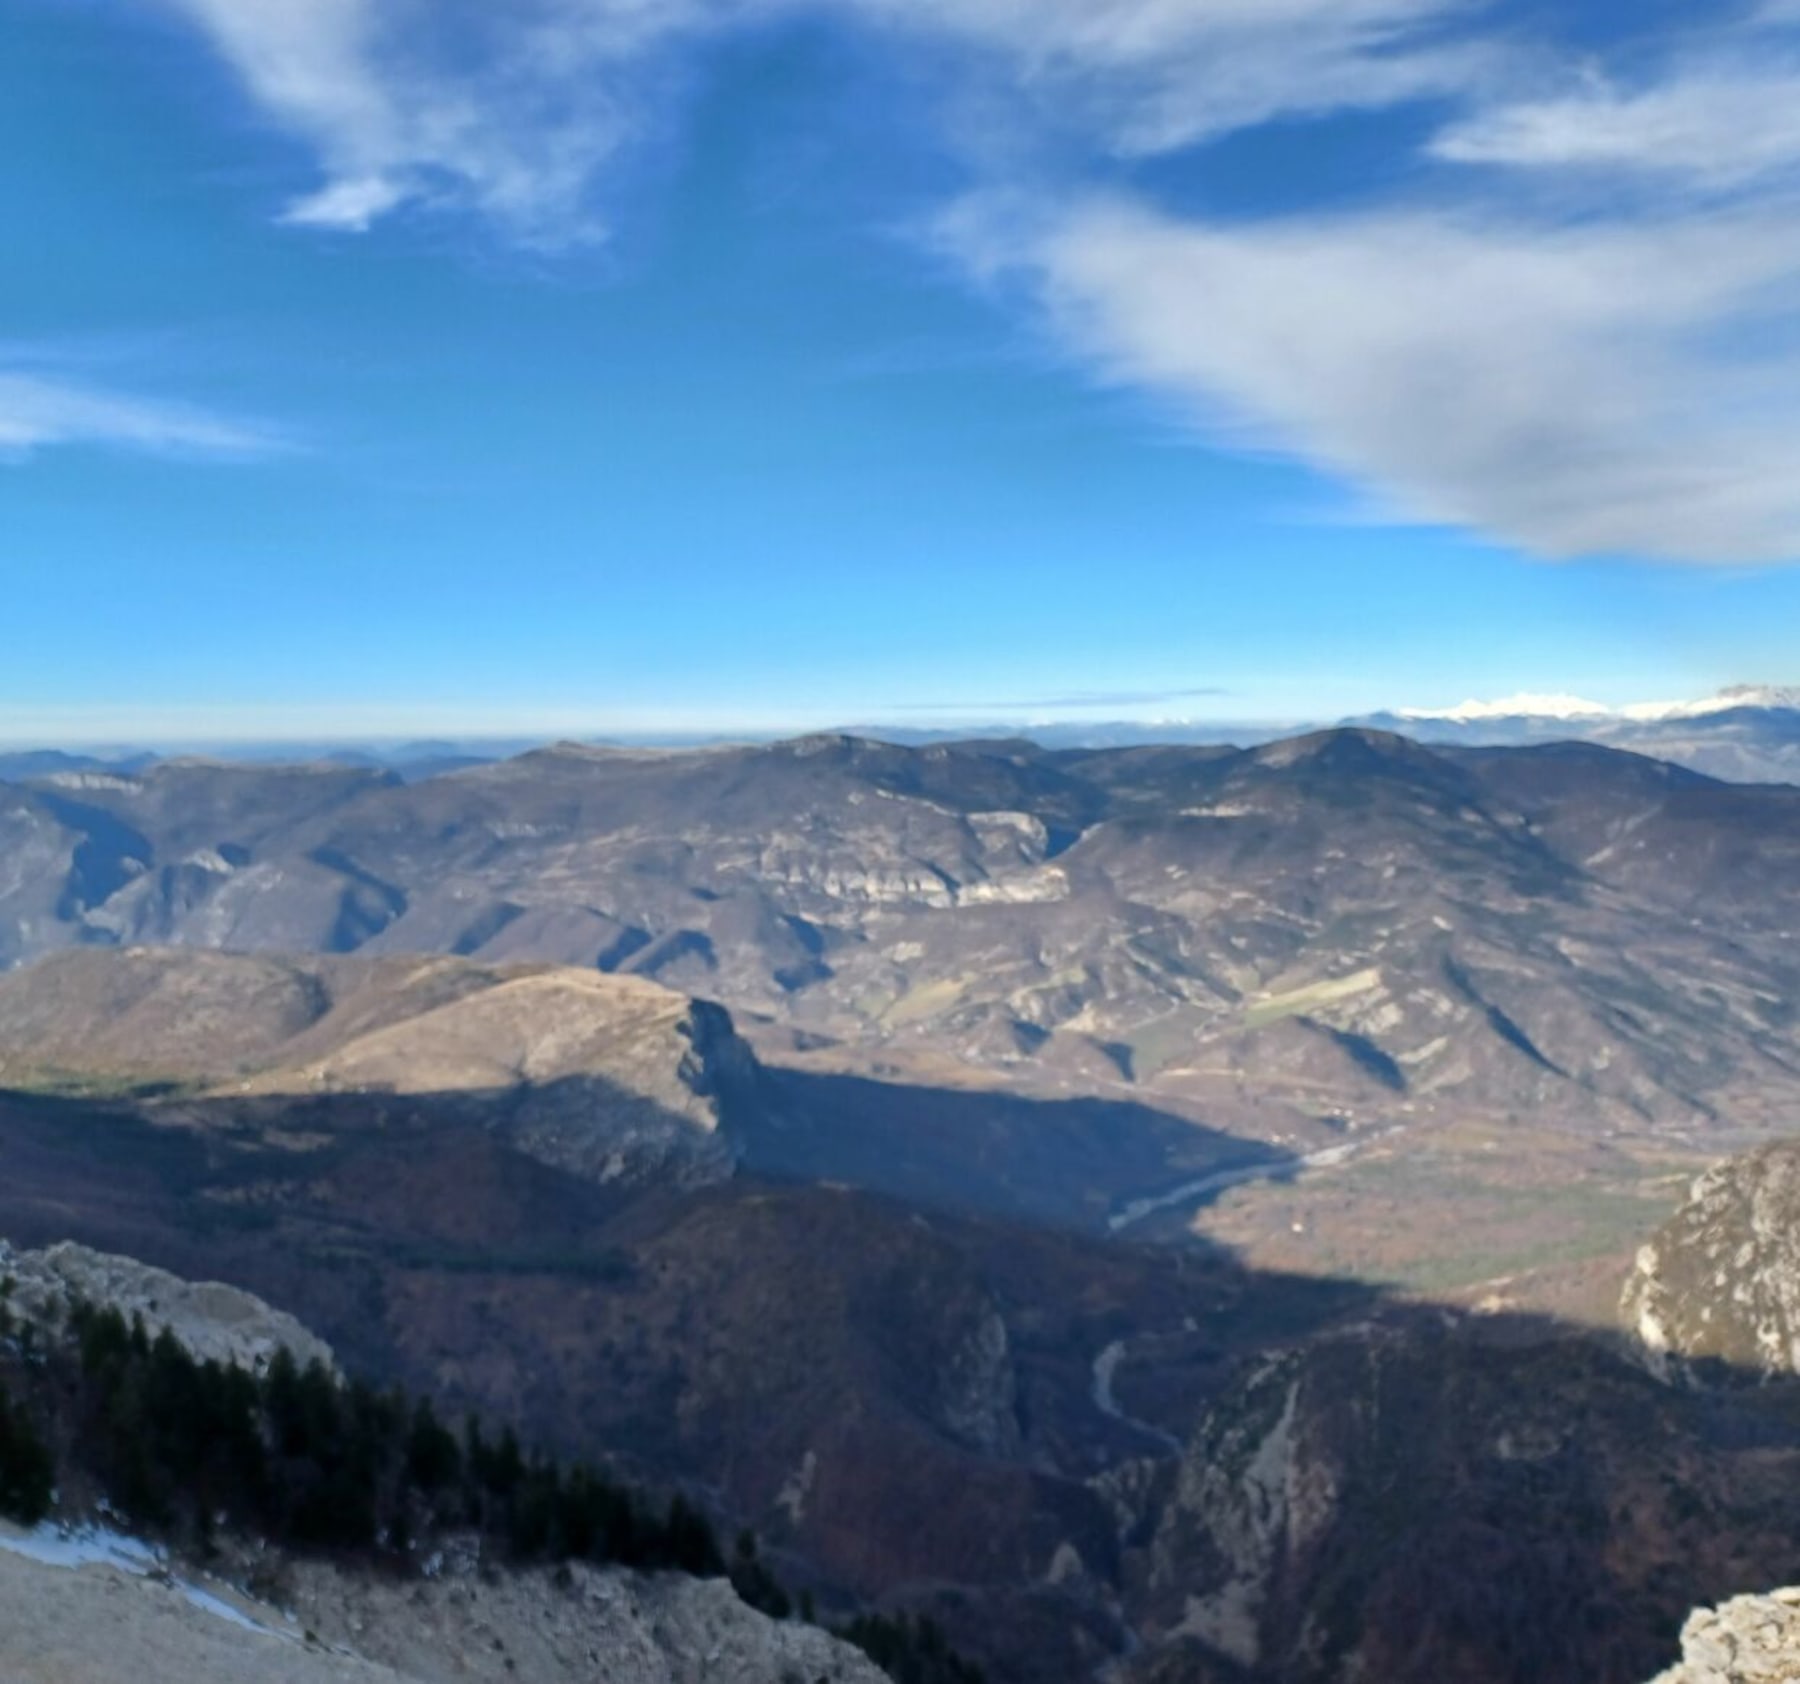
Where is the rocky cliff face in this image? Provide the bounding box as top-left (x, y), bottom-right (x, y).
top-left (1619, 1142), bottom-right (1800, 1680)
top-left (1621, 1141), bottom-right (1800, 1383)
top-left (1117, 1311), bottom-right (1800, 1684)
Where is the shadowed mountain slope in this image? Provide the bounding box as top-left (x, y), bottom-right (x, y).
top-left (2, 1054), bottom-right (1799, 1684)
top-left (0, 947), bottom-right (1289, 1234)
top-left (0, 1071), bottom-right (1317, 1684)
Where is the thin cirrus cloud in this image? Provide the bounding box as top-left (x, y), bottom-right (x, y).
top-left (147, 0), bottom-right (1800, 565)
top-left (0, 369), bottom-right (283, 461)
top-left (848, 0), bottom-right (1480, 154)
top-left (158, 0), bottom-right (723, 237)
top-left (155, 0), bottom-right (1479, 234)
top-left (1432, 63), bottom-right (1800, 190)
top-left (896, 686), bottom-right (1233, 712)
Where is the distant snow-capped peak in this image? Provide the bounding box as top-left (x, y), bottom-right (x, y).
top-left (1397, 685), bottom-right (1800, 725)
top-left (1629, 685), bottom-right (1800, 720)
top-left (1396, 693), bottom-right (1613, 723)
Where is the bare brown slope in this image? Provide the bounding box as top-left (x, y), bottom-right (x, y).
top-left (0, 947), bottom-right (1299, 1236)
top-left (0, 949), bottom-right (754, 1187)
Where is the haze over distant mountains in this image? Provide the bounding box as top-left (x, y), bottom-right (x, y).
top-left (9, 683), bottom-right (1798, 789)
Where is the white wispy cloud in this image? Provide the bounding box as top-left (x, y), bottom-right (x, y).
top-left (282, 175), bottom-right (410, 232)
top-left (158, 0), bottom-right (1480, 235)
top-left (1433, 62), bottom-right (1800, 190)
top-left (159, 0), bottom-right (724, 238)
top-left (930, 5), bottom-right (1800, 564)
top-left (852, 0), bottom-right (1480, 153)
top-left (146, 0), bottom-right (1800, 563)
top-left (948, 195), bottom-right (1800, 562)
top-left (0, 370), bottom-right (282, 460)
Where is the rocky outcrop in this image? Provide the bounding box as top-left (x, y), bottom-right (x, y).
top-left (1116, 1312), bottom-right (1800, 1684)
top-left (252, 964), bottom-right (756, 1188)
top-left (1621, 1141), bottom-right (1800, 1383)
top-left (0, 1238), bottom-right (333, 1375)
top-left (1129, 1342), bottom-right (1342, 1672)
top-left (935, 1305), bottom-right (1021, 1457)
top-left (1645, 1587), bottom-right (1800, 1683)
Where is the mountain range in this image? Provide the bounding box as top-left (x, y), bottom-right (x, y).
top-left (6, 724), bottom-right (1800, 1311)
top-left (10, 682), bottom-right (1800, 789)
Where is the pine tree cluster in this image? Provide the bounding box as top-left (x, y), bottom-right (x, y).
top-left (48, 1299), bottom-right (725, 1574)
top-left (0, 1376), bottom-right (54, 1526)
top-left (837, 1611), bottom-right (990, 1684)
top-left (0, 1291), bottom-right (985, 1684)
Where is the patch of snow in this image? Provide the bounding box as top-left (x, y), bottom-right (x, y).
top-left (1398, 693), bottom-right (1613, 723)
top-left (0, 1523), bottom-right (158, 1574)
top-left (0, 1523), bottom-right (286, 1640)
top-left (1396, 684), bottom-right (1800, 725)
top-left (177, 1583), bottom-right (272, 1635)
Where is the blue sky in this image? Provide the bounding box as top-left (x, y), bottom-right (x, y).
top-left (7, 0), bottom-right (1800, 744)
